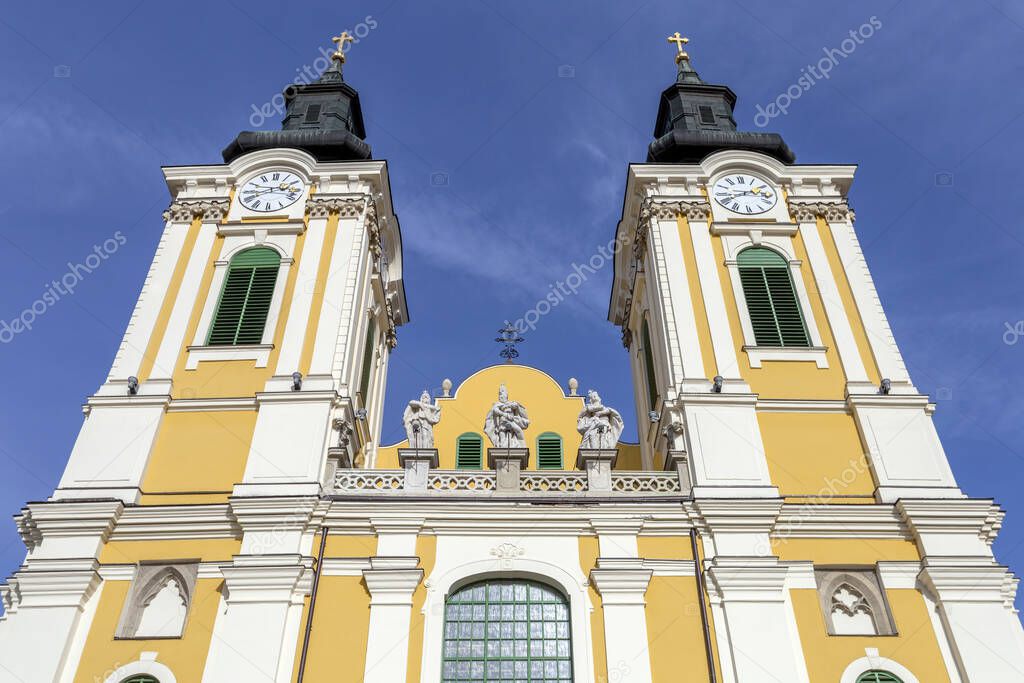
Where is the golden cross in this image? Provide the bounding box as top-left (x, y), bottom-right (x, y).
top-left (331, 31), bottom-right (355, 63)
top-left (667, 32), bottom-right (690, 63)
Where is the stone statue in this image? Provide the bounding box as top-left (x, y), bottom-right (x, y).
top-left (403, 390), bottom-right (441, 449)
top-left (577, 390), bottom-right (624, 450)
top-left (484, 385), bottom-right (530, 448)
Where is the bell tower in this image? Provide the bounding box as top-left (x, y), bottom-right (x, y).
top-left (607, 34), bottom-right (1024, 682)
top-left (0, 33), bottom-right (411, 683)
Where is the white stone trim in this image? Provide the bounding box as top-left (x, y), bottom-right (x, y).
top-left (743, 345), bottom-right (828, 368)
top-left (273, 214), bottom-right (328, 377)
top-left (650, 216), bottom-right (705, 382)
top-left (797, 219), bottom-right (869, 381)
top-left (689, 217), bottom-right (744, 381)
top-left (106, 222), bottom-right (189, 384)
top-left (102, 652), bottom-right (177, 683)
top-left (149, 222), bottom-right (218, 381)
top-left (184, 344), bottom-right (273, 370)
top-left (839, 649), bottom-right (919, 683)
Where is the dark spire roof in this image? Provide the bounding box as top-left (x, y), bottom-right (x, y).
top-left (647, 52), bottom-right (794, 164)
top-left (222, 54), bottom-right (372, 163)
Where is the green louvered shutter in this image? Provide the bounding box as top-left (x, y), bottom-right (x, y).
top-left (855, 672), bottom-right (903, 683)
top-left (358, 318), bottom-right (377, 404)
top-left (536, 433), bottom-right (563, 469)
top-left (737, 247), bottom-right (810, 347)
top-left (207, 248), bottom-right (281, 346)
top-left (456, 433), bottom-right (483, 469)
top-left (641, 319), bottom-right (659, 410)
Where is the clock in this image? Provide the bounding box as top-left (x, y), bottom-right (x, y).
top-left (238, 171), bottom-right (304, 213)
top-left (711, 173), bottom-right (778, 215)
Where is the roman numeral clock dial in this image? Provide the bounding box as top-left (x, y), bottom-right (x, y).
top-left (711, 173), bottom-right (778, 215)
top-left (238, 171), bottom-right (304, 212)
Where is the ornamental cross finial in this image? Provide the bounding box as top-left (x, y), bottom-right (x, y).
top-left (667, 32), bottom-right (690, 63)
top-left (495, 320), bottom-right (525, 364)
top-left (331, 31), bottom-right (355, 63)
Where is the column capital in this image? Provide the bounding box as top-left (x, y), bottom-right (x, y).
top-left (590, 565), bottom-right (653, 605)
top-left (362, 567), bottom-right (424, 606)
top-left (16, 499), bottom-right (124, 556)
top-left (705, 558), bottom-right (790, 603)
top-left (219, 555), bottom-right (312, 605)
top-left (897, 499), bottom-right (1002, 560)
top-left (919, 562), bottom-right (1018, 607)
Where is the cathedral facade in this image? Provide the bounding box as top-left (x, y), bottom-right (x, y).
top-left (0, 32), bottom-right (1022, 683)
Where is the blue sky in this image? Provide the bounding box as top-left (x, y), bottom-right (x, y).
top-left (1, 0), bottom-right (1023, 609)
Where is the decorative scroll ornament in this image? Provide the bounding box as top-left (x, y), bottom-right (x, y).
top-left (788, 199), bottom-right (855, 223)
top-left (162, 199), bottom-right (229, 223)
top-left (490, 542), bottom-right (525, 561)
top-left (307, 195), bottom-right (366, 218)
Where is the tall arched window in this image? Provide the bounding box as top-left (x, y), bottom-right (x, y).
top-left (456, 433), bottom-right (483, 469)
top-left (536, 433), bottom-right (563, 469)
top-left (737, 247), bottom-right (810, 347)
top-left (442, 579), bottom-right (572, 682)
top-left (207, 247), bottom-right (281, 346)
top-left (856, 672), bottom-right (903, 683)
top-left (641, 318), bottom-right (659, 410)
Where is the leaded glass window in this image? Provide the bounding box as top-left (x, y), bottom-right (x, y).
top-left (855, 672), bottom-right (903, 683)
top-left (441, 579), bottom-right (572, 682)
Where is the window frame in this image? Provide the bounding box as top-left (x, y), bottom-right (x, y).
top-left (455, 433), bottom-right (484, 470)
top-left (206, 247), bottom-right (282, 347)
top-left (535, 433), bottom-right (564, 470)
top-left (188, 241), bottom-right (292, 369)
top-left (723, 239), bottom-right (828, 368)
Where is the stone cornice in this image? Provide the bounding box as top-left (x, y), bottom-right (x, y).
top-left (787, 198), bottom-right (855, 223)
top-left (162, 198), bottom-right (230, 223)
top-left (15, 500), bottom-right (124, 551)
top-left (306, 194), bottom-right (367, 218)
top-left (897, 499), bottom-right (1004, 546)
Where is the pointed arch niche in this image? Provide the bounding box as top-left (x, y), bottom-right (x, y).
top-left (815, 568), bottom-right (895, 636)
top-left (116, 563), bottom-right (198, 639)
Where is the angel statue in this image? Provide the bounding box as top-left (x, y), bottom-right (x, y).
top-left (577, 390), bottom-right (624, 449)
top-left (403, 390), bottom-right (442, 449)
top-left (484, 385), bottom-right (530, 448)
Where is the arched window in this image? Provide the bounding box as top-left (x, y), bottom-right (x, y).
top-left (121, 677), bottom-right (160, 683)
top-left (737, 247), bottom-right (810, 347)
top-left (641, 318), bottom-right (659, 410)
top-left (856, 672), bottom-right (904, 683)
top-left (442, 579), bottom-right (572, 682)
top-left (536, 433), bottom-right (563, 469)
top-left (456, 433), bottom-right (483, 469)
top-left (207, 247), bottom-right (281, 346)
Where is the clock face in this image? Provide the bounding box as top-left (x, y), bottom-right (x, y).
top-left (238, 171), bottom-right (304, 213)
top-left (711, 173), bottom-right (778, 215)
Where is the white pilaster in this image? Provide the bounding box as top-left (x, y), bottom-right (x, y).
top-left (796, 217), bottom-right (869, 383)
top-left (362, 559), bottom-right (423, 683)
top-left (200, 555), bottom-right (312, 682)
top-left (272, 214), bottom-right (328, 378)
top-left (689, 215), bottom-right (743, 382)
top-left (590, 565), bottom-right (654, 683)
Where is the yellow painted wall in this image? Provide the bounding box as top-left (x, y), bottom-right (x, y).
top-left (773, 537), bottom-right (921, 564)
top-left (140, 410), bottom-right (257, 501)
top-left (645, 577), bottom-right (715, 683)
top-left (791, 588), bottom-right (952, 683)
top-left (578, 536), bottom-right (608, 683)
top-left (758, 412), bottom-right (876, 500)
top-left (676, 215), bottom-right (717, 379)
top-left (637, 535), bottom-right (693, 560)
top-left (288, 576), bottom-right (372, 682)
top-left (378, 365), bottom-right (586, 470)
top-left (73, 577), bottom-right (221, 683)
top-left (99, 538), bottom-right (241, 564)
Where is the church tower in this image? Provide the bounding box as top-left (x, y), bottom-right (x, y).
top-left (609, 35), bottom-right (1024, 681)
top-left (0, 34), bottom-right (408, 682)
